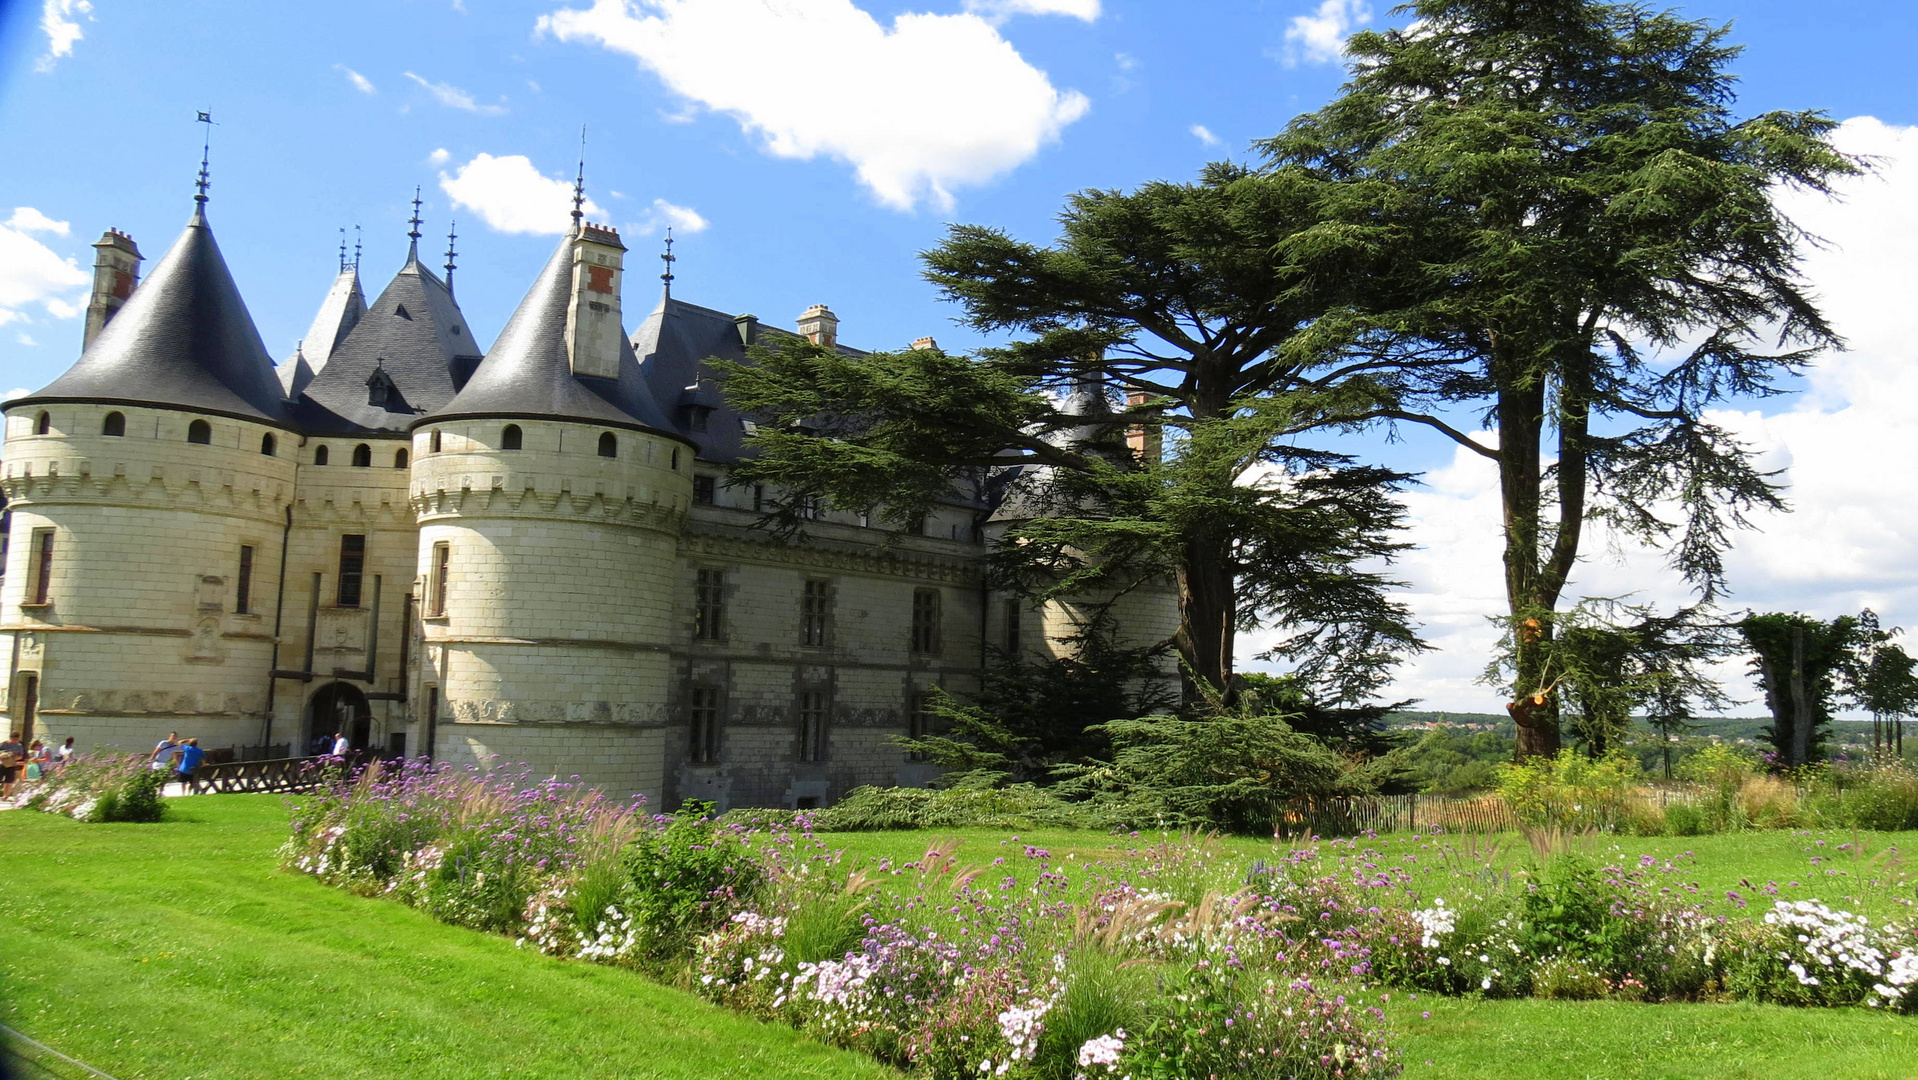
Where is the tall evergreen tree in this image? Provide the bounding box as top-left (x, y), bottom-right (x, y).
top-left (1261, 0), bottom-right (1857, 757)
top-left (717, 164), bottom-right (1424, 701)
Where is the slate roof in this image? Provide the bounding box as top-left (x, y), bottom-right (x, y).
top-left (418, 234), bottom-right (684, 440)
top-left (293, 249), bottom-right (480, 435)
top-left (277, 265), bottom-right (365, 398)
top-left (17, 205), bottom-right (290, 425)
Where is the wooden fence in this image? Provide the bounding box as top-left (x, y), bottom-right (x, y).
top-left (1276, 793), bottom-right (1521, 837)
top-left (183, 751), bottom-right (384, 795)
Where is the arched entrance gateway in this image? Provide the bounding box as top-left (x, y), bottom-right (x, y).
top-left (305, 682), bottom-right (371, 756)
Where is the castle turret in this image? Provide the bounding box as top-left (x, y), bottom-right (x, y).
top-left (409, 221), bottom-right (693, 800)
top-left (2, 200), bottom-right (295, 751)
top-left (83, 230), bottom-right (142, 350)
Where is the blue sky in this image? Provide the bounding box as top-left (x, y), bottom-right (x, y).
top-left (3, 0), bottom-right (1917, 711)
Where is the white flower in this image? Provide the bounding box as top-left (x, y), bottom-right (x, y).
top-left (1078, 1030), bottom-right (1126, 1069)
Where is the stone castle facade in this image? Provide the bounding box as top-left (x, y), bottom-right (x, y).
top-left (0, 184), bottom-right (1176, 809)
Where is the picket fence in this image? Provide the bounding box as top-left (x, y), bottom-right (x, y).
top-left (1275, 793), bottom-right (1521, 837)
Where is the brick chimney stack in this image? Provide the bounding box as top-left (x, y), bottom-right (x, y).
top-left (797, 304), bottom-right (838, 348)
top-left (910, 336), bottom-right (938, 351)
top-left (84, 229), bottom-right (142, 350)
top-left (1125, 389), bottom-right (1162, 464)
top-left (566, 222), bottom-right (627, 379)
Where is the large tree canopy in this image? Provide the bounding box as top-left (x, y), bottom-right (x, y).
top-left (1261, 0), bottom-right (1858, 757)
top-left (717, 163), bottom-right (1424, 702)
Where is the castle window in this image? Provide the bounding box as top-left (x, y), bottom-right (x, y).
top-left (910, 588), bottom-right (941, 656)
top-left (428, 542), bottom-right (450, 617)
top-left (0, 509), bottom-right (10, 585)
top-left (102, 412), bottom-right (125, 437)
top-left (314, 445), bottom-right (329, 466)
top-left (26, 529), bottom-right (54, 606)
top-left (801, 579), bottom-right (830, 648)
top-left (752, 485), bottom-right (765, 513)
top-left (34, 412), bottom-right (49, 435)
top-left (598, 432), bottom-right (618, 458)
top-left (501, 424), bottom-right (522, 451)
top-left (394, 304), bottom-right (411, 320)
top-left (671, 447), bottom-right (680, 471)
top-left (235, 545), bottom-right (255, 615)
top-left (693, 475), bottom-right (716, 506)
top-left (261, 433), bottom-right (276, 456)
top-left (1002, 599), bottom-right (1022, 655)
top-left (689, 687), bottom-right (721, 764)
top-left (187, 419), bottom-right (212, 444)
top-left (351, 443), bottom-right (372, 468)
top-left (336, 534), bottom-right (366, 608)
top-left (693, 568), bottom-right (725, 641)
top-left (17, 673), bottom-right (37, 745)
top-left (394, 448), bottom-right (409, 469)
top-left (796, 690), bottom-right (828, 763)
top-left (430, 429), bottom-right (443, 454)
top-left (367, 366), bottom-right (396, 408)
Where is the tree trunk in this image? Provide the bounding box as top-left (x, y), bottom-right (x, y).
top-left (1176, 525), bottom-right (1237, 702)
top-left (1498, 357), bottom-right (1560, 761)
top-left (1789, 624), bottom-right (1812, 768)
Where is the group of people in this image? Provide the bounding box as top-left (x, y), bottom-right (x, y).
top-left (149, 732), bottom-right (207, 783)
top-left (0, 732), bottom-right (76, 798)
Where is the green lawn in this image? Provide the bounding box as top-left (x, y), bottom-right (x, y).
top-left (4, 797), bottom-right (1916, 1079)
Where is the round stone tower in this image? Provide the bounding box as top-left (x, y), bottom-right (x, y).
top-left (409, 221), bottom-right (693, 801)
top-left (0, 202), bottom-right (297, 752)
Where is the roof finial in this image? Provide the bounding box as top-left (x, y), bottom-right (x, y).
top-left (407, 186), bottom-right (424, 259)
top-left (571, 124), bottom-right (587, 230)
top-left (444, 219), bottom-right (458, 294)
top-left (338, 227), bottom-right (349, 273)
top-left (353, 224), bottom-right (362, 271)
top-left (193, 110), bottom-right (215, 207)
top-left (660, 227), bottom-right (676, 299)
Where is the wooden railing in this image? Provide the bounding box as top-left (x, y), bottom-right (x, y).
top-left (182, 751), bottom-right (385, 795)
top-left (1276, 793), bottom-right (1520, 837)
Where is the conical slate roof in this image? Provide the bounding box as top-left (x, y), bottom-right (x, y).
top-left (420, 234), bottom-right (683, 439)
top-left (277, 264), bottom-right (366, 397)
top-left (294, 250), bottom-right (480, 434)
top-left (18, 206), bottom-right (288, 425)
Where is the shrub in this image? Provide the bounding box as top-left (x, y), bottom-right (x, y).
top-left (1496, 751), bottom-right (1641, 831)
top-left (813, 777), bottom-right (1094, 832)
top-left (89, 764), bottom-right (167, 823)
top-left (1835, 760), bottom-right (1918, 831)
top-left (26, 752), bottom-right (168, 823)
top-left (614, 802), bottom-right (763, 962)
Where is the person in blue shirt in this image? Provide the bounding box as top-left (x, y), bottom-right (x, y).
top-left (174, 738), bottom-right (205, 786)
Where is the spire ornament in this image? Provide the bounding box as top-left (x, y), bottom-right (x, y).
top-left (339, 227), bottom-right (349, 273)
top-left (660, 228), bottom-right (676, 299)
top-left (407, 186), bottom-right (424, 259)
top-left (444, 220), bottom-right (459, 293)
top-left (571, 125), bottom-right (588, 230)
top-left (353, 225), bottom-right (363, 271)
top-left (193, 110), bottom-right (215, 206)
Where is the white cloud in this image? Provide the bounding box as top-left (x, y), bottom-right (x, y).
top-left (2, 388), bottom-right (31, 402)
top-left (631, 198), bottom-right (708, 237)
top-left (439, 153), bottom-right (606, 235)
top-left (337, 65), bottom-right (376, 95)
top-left (404, 72), bottom-right (507, 116)
top-left (962, 0), bottom-right (1099, 22)
top-left (16, 333), bottom-right (37, 347)
top-left (35, 0), bottom-right (92, 73)
top-left (7, 207), bottom-right (69, 236)
top-left (429, 147), bottom-right (451, 165)
top-left (0, 210), bottom-right (88, 325)
top-left (537, 0), bottom-right (1090, 211)
top-left (1282, 0), bottom-right (1369, 67)
top-left (1190, 124), bottom-right (1220, 147)
top-left (1244, 116), bottom-right (1918, 714)
top-left (1114, 52), bottom-right (1138, 71)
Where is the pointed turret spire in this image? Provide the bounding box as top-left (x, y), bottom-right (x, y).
top-left (571, 125), bottom-right (587, 230)
top-left (444, 220), bottom-right (458, 295)
top-left (407, 187), bottom-right (424, 261)
top-left (339, 227), bottom-right (349, 273)
top-left (193, 110), bottom-right (214, 209)
top-left (354, 225), bottom-right (362, 271)
top-left (660, 228), bottom-right (676, 300)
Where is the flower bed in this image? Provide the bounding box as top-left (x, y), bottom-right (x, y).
top-left (282, 763), bottom-right (1918, 1080)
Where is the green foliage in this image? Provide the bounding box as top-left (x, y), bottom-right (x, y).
top-left (88, 765), bottom-right (167, 824)
top-left (1263, 0), bottom-right (1857, 755)
top-left (810, 775), bottom-right (1095, 832)
top-left (26, 753), bottom-right (169, 823)
top-left (1496, 751), bottom-right (1642, 831)
top-left (1059, 706), bottom-right (1355, 834)
top-left (616, 802), bottom-right (763, 961)
top-left (1398, 726), bottom-right (1514, 794)
top-left (1739, 610), bottom-right (1885, 767)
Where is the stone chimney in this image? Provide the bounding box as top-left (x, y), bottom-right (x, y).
top-left (566, 222), bottom-right (627, 379)
top-left (1125, 389), bottom-right (1162, 464)
top-left (797, 304), bottom-right (838, 348)
top-left (910, 336), bottom-right (937, 351)
top-left (734, 312), bottom-right (759, 347)
top-left (84, 229), bottom-right (142, 349)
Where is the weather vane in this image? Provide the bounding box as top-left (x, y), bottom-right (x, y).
top-left (444, 220), bottom-right (458, 292)
top-left (353, 224), bottom-right (362, 271)
top-left (194, 110), bottom-right (215, 204)
top-left (571, 124), bottom-right (587, 228)
top-left (338, 227), bottom-right (348, 273)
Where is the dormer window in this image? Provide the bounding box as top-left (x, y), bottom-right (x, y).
top-left (367, 365), bottom-right (397, 408)
top-left (394, 304), bottom-right (412, 320)
top-left (689, 405), bottom-right (713, 432)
